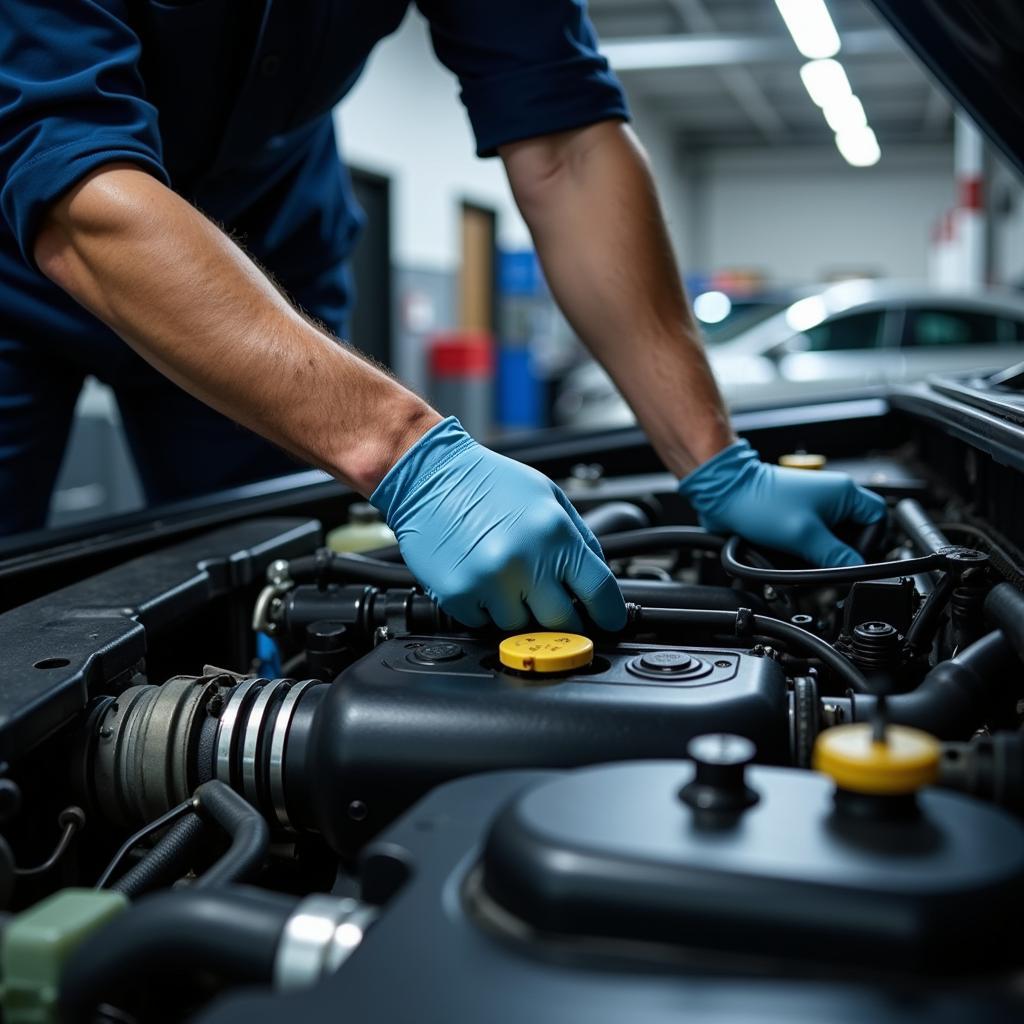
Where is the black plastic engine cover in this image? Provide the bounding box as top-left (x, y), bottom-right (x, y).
top-left (198, 767), bottom-right (1024, 1024)
top-left (297, 636), bottom-right (789, 850)
top-left (481, 761), bottom-right (1024, 973)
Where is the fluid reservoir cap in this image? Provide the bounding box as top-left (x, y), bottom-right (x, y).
top-left (499, 632), bottom-right (594, 673)
top-left (813, 722), bottom-right (941, 795)
top-left (779, 453), bottom-right (827, 470)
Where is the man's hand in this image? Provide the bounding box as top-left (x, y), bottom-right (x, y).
top-left (679, 440), bottom-right (887, 567)
top-left (370, 417), bottom-right (627, 631)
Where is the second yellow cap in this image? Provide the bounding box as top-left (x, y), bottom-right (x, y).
top-left (813, 722), bottom-right (941, 795)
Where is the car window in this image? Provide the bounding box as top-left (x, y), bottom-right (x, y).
top-left (1001, 318), bottom-right (1024, 342)
top-left (901, 308), bottom-right (1005, 347)
top-left (800, 311), bottom-right (885, 352)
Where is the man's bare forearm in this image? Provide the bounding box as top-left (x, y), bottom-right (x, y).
top-left (501, 122), bottom-right (734, 476)
top-left (34, 164), bottom-right (440, 495)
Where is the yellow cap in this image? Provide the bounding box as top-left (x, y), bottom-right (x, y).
top-left (813, 723), bottom-right (941, 795)
top-left (498, 632), bottom-right (594, 673)
top-left (779, 453), bottom-right (827, 470)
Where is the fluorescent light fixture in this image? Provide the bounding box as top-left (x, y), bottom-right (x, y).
top-left (835, 126), bottom-right (881, 167)
top-left (786, 296), bottom-right (829, 333)
top-left (799, 59), bottom-right (851, 108)
top-left (822, 94), bottom-right (867, 134)
top-left (693, 290), bottom-right (732, 325)
top-left (775, 0), bottom-right (841, 59)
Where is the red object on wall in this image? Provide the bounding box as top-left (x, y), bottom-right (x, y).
top-left (429, 332), bottom-right (495, 378)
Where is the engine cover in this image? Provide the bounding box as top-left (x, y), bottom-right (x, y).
top-left (296, 635), bottom-right (789, 851)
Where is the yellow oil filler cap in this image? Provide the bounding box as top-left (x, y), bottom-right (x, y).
top-left (813, 722), bottom-right (941, 796)
top-left (498, 632), bottom-right (594, 673)
top-left (779, 452), bottom-right (827, 470)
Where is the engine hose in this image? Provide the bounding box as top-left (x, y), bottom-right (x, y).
top-left (110, 812), bottom-right (208, 899)
top-left (192, 780), bottom-right (270, 889)
top-left (630, 605), bottom-right (870, 694)
top-left (106, 782), bottom-right (268, 897)
top-left (984, 583), bottom-right (1024, 663)
top-left (720, 535), bottom-right (945, 587)
top-left (894, 498), bottom-right (951, 557)
top-left (59, 886), bottom-right (296, 1022)
top-left (617, 579), bottom-right (764, 613)
top-left (902, 570), bottom-right (956, 656)
top-left (850, 631), bottom-right (1018, 739)
top-left (580, 501), bottom-right (651, 535)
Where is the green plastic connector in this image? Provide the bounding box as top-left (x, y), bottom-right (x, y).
top-left (0, 888), bottom-right (127, 1024)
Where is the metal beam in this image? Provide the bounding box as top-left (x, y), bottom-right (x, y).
top-left (666, 0), bottom-right (785, 141)
top-left (602, 28), bottom-right (900, 72)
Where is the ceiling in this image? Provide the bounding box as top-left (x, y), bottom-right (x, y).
top-left (587, 0), bottom-right (953, 152)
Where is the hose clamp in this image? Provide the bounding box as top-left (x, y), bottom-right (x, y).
top-left (274, 894), bottom-right (378, 991)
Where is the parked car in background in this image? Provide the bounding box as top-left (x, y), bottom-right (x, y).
top-left (556, 281), bottom-right (1024, 426)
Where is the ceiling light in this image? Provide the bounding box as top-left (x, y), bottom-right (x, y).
top-left (775, 0), bottom-right (841, 59)
top-left (693, 291), bottom-right (733, 325)
top-left (799, 59), bottom-right (851, 107)
top-left (835, 126), bottom-right (881, 167)
top-left (822, 94), bottom-right (867, 134)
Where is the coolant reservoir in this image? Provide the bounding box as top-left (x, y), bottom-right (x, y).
top-left (326, 503), bottom-right (396, 554)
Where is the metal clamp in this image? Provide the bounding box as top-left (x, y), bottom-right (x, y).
top-left (274, 894), bottom-right (378, 991)
top-left (252, 559), bottom-right (295, 635)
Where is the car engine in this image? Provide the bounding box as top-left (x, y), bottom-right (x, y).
top-left (0, 397), bottom-right (1022, 1023)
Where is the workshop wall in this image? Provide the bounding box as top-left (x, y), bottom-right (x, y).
top-left (677, 144), bottom-right (955, 284)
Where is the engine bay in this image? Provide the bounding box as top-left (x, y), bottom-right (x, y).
top-left (0, 395), bottom-right (1023, 1022)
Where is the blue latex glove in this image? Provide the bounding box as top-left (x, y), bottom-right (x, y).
top-left (370, 417), bottom-right (626, 631)
top-left (679, 440), bottom-right (886, 567)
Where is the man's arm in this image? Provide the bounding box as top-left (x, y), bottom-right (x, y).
top-left (34, 164), bottom-right (440, 495)
top-left (33, 162), bottom-right (625, 628)
top-left (500, 120), bottom-right (886, 566)
top-left (500, 121), bottom-right (734, 477)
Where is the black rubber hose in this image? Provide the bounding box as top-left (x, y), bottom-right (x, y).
top-left (632, 606), bottom-right (870, 693)
top-left (720, 535), bottom-right (945, 587)
top-left (851, 631), bottom-right (1018, 739)
top-left (59, 886), bottom-right (296, 1022)
top-left (600, 526), bottom-right (724, 557)
top-left (618, 579), bottom-right (764, 613)
top-left (110, 812), bottom-right (208, 899)
top-left (580, 501), bottom-right (651, 535)
top-left (985, 583), bottom-right (1024, 663)
top-left (894, 498), bottom-right (951, 556)
top-left (292, 551), bottom-right (416, 586)
top-left (902, 570), bottom-right (956, 656)
top-left (192, 781), bottom-right (269, 888)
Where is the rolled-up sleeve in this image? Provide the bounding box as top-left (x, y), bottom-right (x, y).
top-left (415, 0), bottom-right (630, 157)
top-left (0, 0), bottom-right (169, 267)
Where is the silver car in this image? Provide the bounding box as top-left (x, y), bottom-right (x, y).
top-left (555, 281), bottom-right (1024, 426)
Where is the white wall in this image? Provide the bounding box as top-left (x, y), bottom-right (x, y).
top-left (338, 10), bottom-right (525, 271)
top-left (672, 145), bottom-right (954, 285)
top-left (337, 8), bottom-right (683, 273)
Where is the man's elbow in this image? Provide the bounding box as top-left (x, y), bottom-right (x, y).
top-left (499, 120), bottom-right (639, 224)
top-left (33, 163), bottom-right (153, 284)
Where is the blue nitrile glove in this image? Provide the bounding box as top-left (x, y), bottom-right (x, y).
top-left (679, 440), bottom-right (886, 567)
top-left (370, 417), bottom-right (626, 631)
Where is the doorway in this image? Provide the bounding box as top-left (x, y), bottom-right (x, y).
top-left (458, 201), bottom-right (497, 333)
top-left (349, 167), bottom-right (394, 368)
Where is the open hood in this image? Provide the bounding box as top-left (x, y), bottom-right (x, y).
top-left (870, 0), bottom-right (1024, 176)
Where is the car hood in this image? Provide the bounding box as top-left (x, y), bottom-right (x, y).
top-left (869, 0), bottom-right (1024, 177)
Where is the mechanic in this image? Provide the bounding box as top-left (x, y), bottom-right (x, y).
top-left (0, 1), bottom-right (885, 630)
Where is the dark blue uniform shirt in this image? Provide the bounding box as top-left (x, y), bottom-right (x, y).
top-left (0, 0), bottom-right (627, 531)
